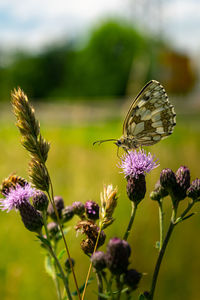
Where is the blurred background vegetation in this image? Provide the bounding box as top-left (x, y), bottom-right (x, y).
top-left (0, 1), bottom-right (200, 300)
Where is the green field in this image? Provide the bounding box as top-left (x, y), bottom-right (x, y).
top-left (0, 105), bottom-right (200, 300)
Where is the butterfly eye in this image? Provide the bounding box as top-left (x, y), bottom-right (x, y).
top-left (116, 140), bottom-right (122, 146)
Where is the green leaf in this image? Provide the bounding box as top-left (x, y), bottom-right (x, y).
top-left (44, 255), bottom-right (54, 279)
top-left (37, 235), bottom-right (51, 248)
top-left (57, 248), bottom-right (66, 260)
top-left (72, 278), bottom-right (94, 295)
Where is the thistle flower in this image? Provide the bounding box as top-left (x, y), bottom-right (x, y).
top-left (47, 196), bottom-right (64, 221)
top-left (127, 175), bottom-right (146, 204)
top-left (85, 201), bottom-right (99, 221)
top-left (187, 179), bottom-right (200, 201)
top-left (47, 222), bottom-right (59, 238)
top-left (0, 183), bottom-right (35, 212)
top-left (91, 251), bottom-right (107, 272)
top-left (106, 237), bottom-right (131, 275)
top-left (174, 166), bottom-right (190, 201)
top-left (72, 201), bottom-right (85, 217)
top-left (62, 206), bottom-right (74, 223)
top-left (32, 190), bottom-right (49, 211)
top-left (160, 168), bottom-right (177, 190)
top-left (123, 269), bottom-right (142, 290)
top-left (150, 180), bottom-right (169, 201)
top-left (0, 183), bottom-right (43, 233)
top-left (65, 258), bottom-right (75, 273)
top-left (119, 149), bottom-right (159, 179)
top-left (100, 184), bottom-right (118, 229)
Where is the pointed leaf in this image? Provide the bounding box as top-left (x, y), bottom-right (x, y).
top-left (57, 248), bottom-right (66, 260)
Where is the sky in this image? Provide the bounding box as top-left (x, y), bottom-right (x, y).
top-left (0, 0), bottom-right (199, 56)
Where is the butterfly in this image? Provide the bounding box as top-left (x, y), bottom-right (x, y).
top-left (93, 80), bottom-right (176, 151)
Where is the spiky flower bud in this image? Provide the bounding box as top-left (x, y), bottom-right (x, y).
top-left (160, 168), bottom-right (177, 190)
top-left (174, 166), bottom-right (190, 201)
top-left (127, 174), bottom-right (146, 204)
top-left (106, 238), bottom-right (131, 275)
top-left (47, 196), bottom-right (64, 221)
top-left (65, 258), bottom-right (75, 273)
top-left (85, 201), bottom-right (99, 220)
top-left (100, 184), bottom-right (118, 229)
top-left (91, 251), bottom-right (107, 272)
top-left (19, 202), bottom-right (43, 233)
top-left (72, 201), bottom-right (85, 216)
top-left (187, 179), bottom-right (200, 201)
top-left (62, 206), bottom-right (74, 223)
top-left (47, 222), bottom-right (59, 238)
top-left (32, 190), bottom-right (49, 211)
top-left (150, 180), bottom-right (168, 201)
top-left (123, 269), bottom-right (142, 290)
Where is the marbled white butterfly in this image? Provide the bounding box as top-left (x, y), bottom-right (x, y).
top-left (94, 80), bottom-right (176, 151)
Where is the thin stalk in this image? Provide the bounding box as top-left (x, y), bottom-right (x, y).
top-left (81, 222), bottom-right (103, 300)
top-left (116, 275), bottom-right (123, 300)
top-left (158, 199), bottom-right (164, 250)
top-left (149, 206), bottom-right (178, 300)
top-left (45, 167), bottom-right (81, 300)
top-left (123, 202), bottom-right (137, 241)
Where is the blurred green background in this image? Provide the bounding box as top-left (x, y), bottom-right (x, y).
top-left (0, 1), bottom-right (200, 300)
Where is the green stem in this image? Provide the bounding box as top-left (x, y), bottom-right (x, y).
top-left (158, 199), bottom-right (164, 250)
top-left (42, 212), bottom-right (63, 300)
top-left (149, 206), bottom-right (178, 300)
top-left (123, 202), bottom-right (137, 241)
top-left (96, 272), bottom-right (104, 300)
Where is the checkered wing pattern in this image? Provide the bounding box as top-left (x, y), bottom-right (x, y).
top-left (123, 80), bottom-right (176, 146)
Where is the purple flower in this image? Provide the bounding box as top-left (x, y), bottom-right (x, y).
top-left (85, 201), bottom-right (99, 220)
top-left (0, 183), bottom-right (35, 212)
top-left (118, 149), bottom-right (159, 178)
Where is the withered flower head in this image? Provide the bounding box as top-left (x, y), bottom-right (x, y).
top-left (75, 220), bottom-right (106, 254)
top-left (100, 184), bottom-right (118, 229)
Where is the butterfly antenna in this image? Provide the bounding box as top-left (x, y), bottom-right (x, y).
top-left (93, 139), bottom-right (118, 146)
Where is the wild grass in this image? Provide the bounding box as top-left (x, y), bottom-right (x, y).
top-left (0, 107), bottom-right (199, 300)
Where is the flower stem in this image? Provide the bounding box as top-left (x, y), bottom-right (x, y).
top-left (81, 222), bottom-right (103, 300)
top-left (96, 272), bottom-right (104, 300)
top-left (158, 199), bottom-right (164, 250)
top-left (149, 206), bottom-right (178, 300)
top-left (123, 202), bottom-right (137, 241)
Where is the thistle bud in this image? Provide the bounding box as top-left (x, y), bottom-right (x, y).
top-left (19, 202), bottom-right (43, 233)
top-left (174, 166), bottom-right (190, 201)
top-left (91, 251), bottom-right (107, 272)
top-left (150, 180), bottom-right (168, 201)
top-left (187, 179), bottom-right (200, 201)
top-left (106, 238), bottom-right (131, 275)
top-left (127, 175), bottom-right (146, 204)
top-left (47, 196), bottom-right (64, 221)
top-left (47, 222), bottom-right (59, 238)
top-left (72, 201), bottom-right (85, 216)
top-left (160, 168), bottom-right (177, 190)
top-left (62, 206), bottom-right (74, 223)
top-left (65, 258), bottom-right (75, 273)
top-left (85, 201), bottom-right (99, 220)
top-left (123, 269), bottom-right (142, 290)
top-left (32, 190), bottom-right (49, 211)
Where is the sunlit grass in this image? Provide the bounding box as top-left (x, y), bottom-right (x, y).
top-left (0, 110), bottom-right (199, 300)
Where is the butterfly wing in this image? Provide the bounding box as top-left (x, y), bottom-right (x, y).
top-left (123, 80), bottom-right (176, 146)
